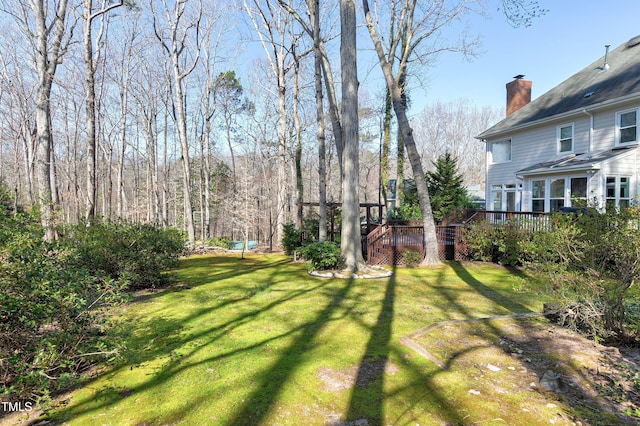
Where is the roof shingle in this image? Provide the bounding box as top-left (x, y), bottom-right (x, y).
top-left (478, 36), bottom-right (640, 139)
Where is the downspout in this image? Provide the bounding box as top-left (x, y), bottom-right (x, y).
top-left (483, 139), bottom-right (489, 206)
top-left (582, 108), bottom-right (598, 208)
top-left (582, 108), bottom-right (594, 152)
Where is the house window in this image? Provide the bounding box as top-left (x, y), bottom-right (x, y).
top-left (492, 191), bottom-right (503, 210)
top-left (489, 140), bottom-right (511, 163)
top-left (617, 109), bottom-right (638, 144)
top-left (550, 178), bottom-right (565, 211)
top-left (570, 177), bottom-right (587, 204)
top-left (531, 180), bottom-right (545, 212)
top-left (558, 124), bottom-right (573, 153)
top-left (606, 176), bottom-right (631, 210)
top-left (491, 183), bottom-right (521, 211)
top-left (528, 176), bottom-right (588, 212)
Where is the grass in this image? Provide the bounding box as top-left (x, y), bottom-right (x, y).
top-left (34, 254), bottom-right (592, 425)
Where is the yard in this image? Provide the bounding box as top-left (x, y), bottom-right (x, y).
top-left (8, 254), bottom-right (639, 425)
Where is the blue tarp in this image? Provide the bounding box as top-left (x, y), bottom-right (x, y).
top-left (229, 241), bottom-right (257, 250)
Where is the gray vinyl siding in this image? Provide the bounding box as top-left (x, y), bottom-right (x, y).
top-left (592, 108), bottom-right (618, 150)
top-left (485, 103), bottom-right (640, 209)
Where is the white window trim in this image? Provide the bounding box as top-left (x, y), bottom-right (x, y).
top-left (531, 179), bottom-right (547, 212)
top-left (491, 183), bottom-right (521, 211)
top-left (527, 175), bottom-right (589, 212)
top-left (557, 123), bottom-right (574, 153)
top-left (615, 108), bottom-right (639, 146)
top-left (605, 175), bottom-right (633, 209)
top-left (488, 139), bottom-right (512, 164)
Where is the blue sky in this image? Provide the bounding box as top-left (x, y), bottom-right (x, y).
top-left (388, 0), bottom-right (640, 113)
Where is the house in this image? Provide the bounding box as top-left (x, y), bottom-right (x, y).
top-left (477, 35), bottom-right (640, 212)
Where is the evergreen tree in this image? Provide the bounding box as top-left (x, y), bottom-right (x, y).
top-left (426, 152), bottom-right (473, 221)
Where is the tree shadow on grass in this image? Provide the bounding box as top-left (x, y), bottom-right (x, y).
top-left (392, 262), bottom-right (630, 425)
top-left (226, 276), bottom-right (358, 425)
top-left (344, 264), bottom-right (475, 425)
top-left (44, 257), bottom-right (620, 425)
top-left (46, 254), bottom-right (328, 423)
top-left (449, 261), bottom-right (533, 314)
top-left (344, 267), bottom-right (396, 424)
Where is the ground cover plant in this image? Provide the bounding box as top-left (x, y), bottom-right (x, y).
top-left (14, 254), bottom-right (637, 425)
top-left (0, 213), bottom-right (185, 409)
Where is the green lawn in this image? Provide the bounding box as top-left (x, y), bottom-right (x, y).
top-left (39, 254), bottom-right (582, 425)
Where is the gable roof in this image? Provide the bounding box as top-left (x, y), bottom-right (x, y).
top-left (478, 35), bottom-right (640, 140)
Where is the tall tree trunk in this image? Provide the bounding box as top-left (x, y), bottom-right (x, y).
top-left (174, 72), bottom-right (196, 246)
top-left (150, 0), bottom-right (201, 246)
top-left (340, 0), bottom-right (365, 272)
top-left (117, 84), bottom-right (128, 219)
top-left (32, 0), bottom-right (69, 241)
top-left (292, 52), bottom-right (304, 230)
top-left (83, 0), bottom-right (122, 222)
top-left (83, 0), bottom-right (97, 222)
top-left (362, 0), bottom-right (440, 265)
top-left (381, 89), bottom-right (391, 208)
top-left (309, 0), bottom-right (327, 242)
top-left (275, 0), bottom-right (344, 175)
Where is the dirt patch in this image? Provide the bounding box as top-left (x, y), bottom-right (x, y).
top-left (405, 316), bottom-right (640, 424)
top-left (317, 357), bottom-right (398, 392)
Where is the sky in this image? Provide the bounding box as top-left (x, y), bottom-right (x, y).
top-left (367, 0), bottom-right (640, 114)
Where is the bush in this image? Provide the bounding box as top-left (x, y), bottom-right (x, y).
top-left (298, 241), bottom-right (343, 270)
top-left (282, 223), bottom-right (302, 255)
top-left (463, 220), bottom-right (496, 262)
top-left (209, 236), bottom-right (232, 249)
top-left (0, 213), bottom-right (125, 404)
top-left (520, 209), bottom-right (640, 340)
top-left (401, 249), bottom-right (422, 267)
top-left (464, 220), bottom-right (531, 266)
top-left (63, 220), bottom-right (186, 290)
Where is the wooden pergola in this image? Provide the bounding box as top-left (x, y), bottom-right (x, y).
top-left (298, 202), bottom-right (384, 242)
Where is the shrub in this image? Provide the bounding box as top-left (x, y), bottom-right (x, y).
top-left (401, 249), bottom-right (422, 267)
top-left (521, 209), bottom-right (640, 340)
top-left (209, 236), bottom-right (232, 249)
top-left (463, 220), bottom-right (500, 263)
top-left (298, 241), bottom-right (343, 270)
top-left (0, 178), bottom-right (15, 216)
top-left (464, 220), bottom-right (531, 266)
top-left (0, 213), bottom-right (125, 404)
top-left (64, 220), bottom-right (186, 290)
top-left (493, 223), bottom-right (530, 266)
top-left (282, 223), bottom-right (302, 255)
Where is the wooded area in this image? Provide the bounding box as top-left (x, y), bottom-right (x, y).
top-left (0, 0), bottom-right (508, 257)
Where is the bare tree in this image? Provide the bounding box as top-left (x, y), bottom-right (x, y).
top-left (362, 0), bottom-right (544, 265)
top-left (360, 0), bottom-right (487, 265)
top-left (82, 0), bottom-right (124, 222)
top-left (414, 99), bottom-right (502, 186)
top-left (194, 7), bottom-right (227, 240)
top-left (0, 45), bottom-right (37, 206)
top-left (151, 0), bottom-right (202, 248)
top-left (15, 0), bottom-right (73, 240)
top-left (309, 0), bottom-right (327, 242)
top-left (243, 0), bottom-right (304, 246)
top-left (276, 0), bottom-right (344, 176)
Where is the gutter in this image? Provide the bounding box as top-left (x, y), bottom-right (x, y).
top-left (517, 164), bottom-right (600, 177)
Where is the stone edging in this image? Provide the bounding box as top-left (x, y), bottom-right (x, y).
top-left (399, 312), bottom-right (546, 370)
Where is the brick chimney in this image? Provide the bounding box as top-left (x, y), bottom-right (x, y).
top-left (506, 75), bottom-right (532, 117)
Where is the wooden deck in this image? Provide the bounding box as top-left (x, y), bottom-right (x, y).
top-left (366, 210), bottom-right (550, 266)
